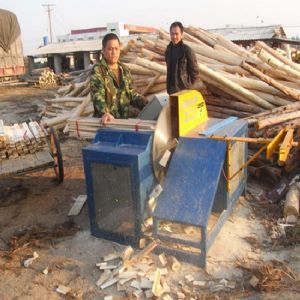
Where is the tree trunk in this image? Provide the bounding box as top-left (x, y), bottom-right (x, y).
top-left (242, 62), bottom-right (300, 101)
top-left (258, 48), bottom-right (300, 80)
top-left (207, 104), bottom-right (250, 118)
top-left (123, 63), bottom-right (157, 76)
top-left (256, 41), bottom-right (300, 73)
top-left (135, 57), bottom-right (167, 74)
top-left (219, 71), bottom-right (287, 97)
top-left (250, 90), bottom-right (292, 106)
top-left (198, 63), bottom-right (274, 109)
top-left (256, 110), bottom-right (300, 129)
top-left (204, 95), bottom-right (264, 113)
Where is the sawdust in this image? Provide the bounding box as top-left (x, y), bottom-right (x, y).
top-left (0, 220), bottom-right (80, 274)
top-left (237, 259), bottom-right (300, 292)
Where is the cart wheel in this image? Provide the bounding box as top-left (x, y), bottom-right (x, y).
top-left (49, 127), bottom-right (64, 183)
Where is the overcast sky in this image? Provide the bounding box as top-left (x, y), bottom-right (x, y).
top-left (1, 0), bottom-right (300, 54)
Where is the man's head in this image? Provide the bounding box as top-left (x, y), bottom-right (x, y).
top-left (170, 21), bottom-right (184, 45)
top-left (102, 33), bottom-right (121, 66)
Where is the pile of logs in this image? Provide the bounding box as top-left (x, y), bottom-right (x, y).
top-left (41, 26), bottom-right (300, 143)
top-left (38, 69), bottom-right (57, 86)
top-left (0, 120), bottom-right (47, 160)
top-left (41, 70), bottom-right (93, 131)
top-left (121, 28), bottom-right (300, 136)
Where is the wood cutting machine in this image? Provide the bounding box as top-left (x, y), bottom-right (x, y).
top-left (82, 90), bottom-right (248, 267)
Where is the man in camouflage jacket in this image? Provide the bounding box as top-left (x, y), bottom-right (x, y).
top-left (90, 33), bottom-right (146, 123)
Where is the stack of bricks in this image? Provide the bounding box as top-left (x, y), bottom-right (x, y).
top-left (0, 120), bottom-right (48, 160)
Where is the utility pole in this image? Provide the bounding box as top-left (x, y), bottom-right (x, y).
top-left (42, 4), bottom-right (55, 43)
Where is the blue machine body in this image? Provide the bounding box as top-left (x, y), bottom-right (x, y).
top-left (153, 118), bottom-right (248, 267)
top-left (82, 117), bottom-right (248, 267)
top-left (82, 128), bottom-right (156, 246)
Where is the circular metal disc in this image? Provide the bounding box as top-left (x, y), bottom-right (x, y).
top-left (152, 104), bottom-right (175, 183)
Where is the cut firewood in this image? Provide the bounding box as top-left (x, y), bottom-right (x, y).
top-left (96, 270), bottom-right (112, 287)
top-left (284, 184), bottom-right (299, 222)
top-left (151, 269), bottom-right (162, 297)
top-left (158, 253), bottom-right (168, 267)
top-left (170, 256), bottom-right (181, 272)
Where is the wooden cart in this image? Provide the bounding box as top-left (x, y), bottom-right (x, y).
top-left (0, 128), bottom-right (64, 183)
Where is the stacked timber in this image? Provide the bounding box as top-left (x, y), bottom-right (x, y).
top-left (38, 69), bottom-right (57, 86)
top-left (42, 26), bottom-right (300, 144)
top-left (0, 120), bottom-right (48, 160)
top-left (41, 74), bottom-right (93, 131)
top-left (111, 29), bottom-right (300, 156)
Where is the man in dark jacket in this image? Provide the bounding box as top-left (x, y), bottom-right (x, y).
top-left (165, 21), bottom-right (200, 95)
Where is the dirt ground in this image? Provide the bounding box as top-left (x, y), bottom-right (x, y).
top-left (0, 86), bottom-right (299, 300)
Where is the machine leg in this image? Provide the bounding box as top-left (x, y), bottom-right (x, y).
top-left (200, 227), bottom-right (207, 268)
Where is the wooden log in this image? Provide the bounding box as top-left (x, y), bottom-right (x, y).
top-left (264, 118), bottom-right (300, 137)
top-left (121, 39), bottom-right (136, 54)
top-left (183, 31), bottom-right (205, 45)
top-left (256, 110), bottom-right (300, 129)
top-left (258, 48), bottom-right (300, 80)
top-left (250, 90), bottom-right (292, 106)
top-left (185, 26), bottom-right (217, 47)
top-left (204, 95), bottom-right (264, 114)
top-left (206, 104), bottom-right (250, 118)
top-left (215, 34), bottom-right (261, 65)
top-left (184, 40), bottom-right (243, 66)
top-left (45, 96), bottom-right (87, 104)
top-left (140, 47), bottom-right (165, 61)
top-left (277, 79), bottom-right (300, 90)
top-left (146, 83), bottom-right (166, 94)
top-left (133, 75), bottom-right (166, 87)
top-left (210, 64), bottom-right (251, 76)
top-left (242, 62), bottom-right (300, 101)
top-left (255, 41), bottom-right (300, 73)
top-left (139, 36), bottom-right (165, 55)
top-left (198, 63), bottom-right (274, 109)
top-left (247, 101), bottom-right (300, 123)
top-left (208, 111), bottom-right (230, 119)
top-left (265, 67), bottom-right (300, 85)
top-left (42, 103), bottom-right (93, 128)
top-left (63, 94), bottom-right (92, 133)
top-left (284, 147), bottom-right (300, 174)
top-left (219, 72), bottom-right (288, 97)
top-left (57, 84), bottom-right (73, 95)
top-left (141, 73), bottom-right (161, 95)
top-left (66, 79), bottom-right (89, 97)
top-left (250, 157), bottom-right (282, 182)
top-left (284, 185), bottom-right (299, 222)
top-left (78, 85), bottom-right (90, 97)
top-left (135, 57), bottom-right (167, 74)
top-left (195, 53), bottom-right (222, 65)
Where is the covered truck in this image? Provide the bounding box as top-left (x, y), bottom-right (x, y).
top-left (0, 9), bottom-right (25, 78)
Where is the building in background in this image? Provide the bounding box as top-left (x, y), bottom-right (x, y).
top-left (208, 24), bottom-right (300, 49)
top-left (28, 22), bottom-right (156, 74)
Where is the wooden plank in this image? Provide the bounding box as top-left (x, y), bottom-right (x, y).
top-left (68, 195), bottom-right (87, 216)
top-left (0, 151), bottom-right (54, 178)
top-left (34, 150), bottom-right (54, 166)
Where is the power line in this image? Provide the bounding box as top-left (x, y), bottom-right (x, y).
top-left (42, 4), bottom-right (55, 43)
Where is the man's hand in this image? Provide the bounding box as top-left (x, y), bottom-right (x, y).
top-left (101, 112), bottom-right (115, 124)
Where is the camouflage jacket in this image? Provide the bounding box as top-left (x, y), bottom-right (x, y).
top-left (90, 58), bottom-right (145, 118)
